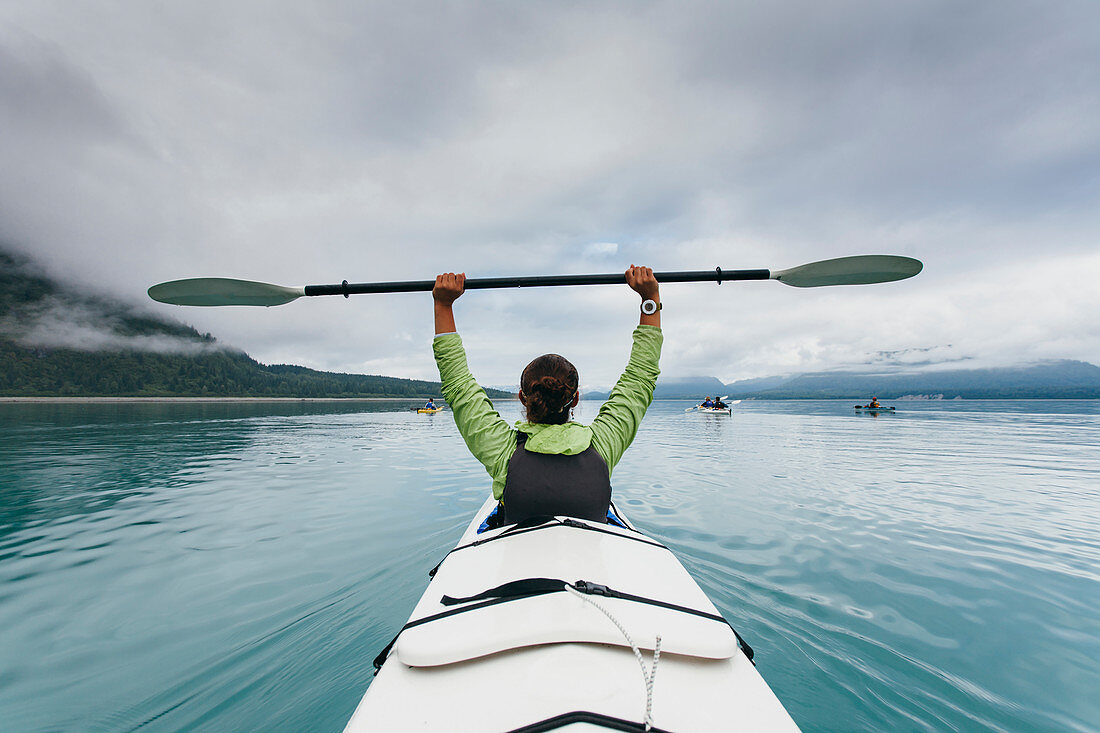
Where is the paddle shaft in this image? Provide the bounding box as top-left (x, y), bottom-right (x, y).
top-left (304, 268), bottom-right (771, 297)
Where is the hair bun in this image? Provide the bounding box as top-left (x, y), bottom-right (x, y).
top-left (521, 354), bottom-right (579, 425)
top-left (532, 375), bottom-right (565, 394)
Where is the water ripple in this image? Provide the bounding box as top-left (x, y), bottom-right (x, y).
top-left (1, 399), bottom-right (1097, 732)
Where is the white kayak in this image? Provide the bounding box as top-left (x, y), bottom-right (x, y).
top-left (345, 496), bottom-right (800, 732)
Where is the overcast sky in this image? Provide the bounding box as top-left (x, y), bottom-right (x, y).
top-left (2, 1), bottom-right (1098, 388)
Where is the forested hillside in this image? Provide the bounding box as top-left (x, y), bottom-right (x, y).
top-left (1, 250), bottom-right (506, 398)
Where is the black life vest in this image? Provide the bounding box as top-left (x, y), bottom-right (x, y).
top-left (501, 431), bottom-right (611, 524)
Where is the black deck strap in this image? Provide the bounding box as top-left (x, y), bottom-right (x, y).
top-left (428, 516), bottom-right (559, 578)
top-left (374, 577), bottom-right (755, 673)
top-left (574, 580), bottom-right (730, 625)
top-left (557, 519), bottom-right (667, 549)
top-left (716, 266), bottom-right (722, 284)
top-left (439, 577), bottom-right (730, 625)
top-left (341, 280), bottom-right (350, 298)
top-left (371, 633), bottom-right (399, 674)
top-left (506, 710), bottom-right (674, 732)
top-left (734, 628), bottom-right (755, 663)
top-left (503, 514), bottom-right (560, 534)
top-left (373, 582), bottom-right (568, 673)
top-left (427, 558), bottom-right (443, 579)
top-left (441, 577), bottom-right (565, 606)
top-left (440, 577), bottom-right (754, 662)
top-left (608, 502), bottom-right (629, 527)
top-left (428, 517), bottom-right (666, 579)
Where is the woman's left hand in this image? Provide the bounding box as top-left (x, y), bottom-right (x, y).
top-left (433, 272), bottom-right (466, 305)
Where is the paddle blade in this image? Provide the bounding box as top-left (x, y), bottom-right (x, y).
top-left (148, 278), bottom-right (305, 307)
top-left (772, 255), bottom-right (922, 288)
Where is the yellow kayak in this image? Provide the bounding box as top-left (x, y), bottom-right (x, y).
top-left (416, 407), bottom-right (445, 414)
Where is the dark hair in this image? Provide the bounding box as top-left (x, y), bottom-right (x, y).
top-left (520, 354), bottom-right (579, 424)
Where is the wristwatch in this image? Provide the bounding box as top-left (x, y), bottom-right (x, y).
top-left (640, 299), bottom-right (662, 315)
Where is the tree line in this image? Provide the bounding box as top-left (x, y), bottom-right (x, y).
top-left (0, 340), bottom-right (511, 398)
top-left (2, 249), bottom-right (515, 399)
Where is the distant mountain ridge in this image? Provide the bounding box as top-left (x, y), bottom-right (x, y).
top-left (722, 361), bottom-right (1100, 399)
top-left (584, 361), bottom-right (1100, 400)
top-left (0, 249), bottom-right (508, 399)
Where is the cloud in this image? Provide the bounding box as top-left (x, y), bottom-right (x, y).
top-left (2, 296), bottom-right (224, 355)
top-left (1, 252), bottom-right (226, 355)
top-left (0, 1), bottom-right (1098, 384)
top-left (582, 242), bottom-right (620, 259)
top-left (865, 345), bottom-right (969, 369)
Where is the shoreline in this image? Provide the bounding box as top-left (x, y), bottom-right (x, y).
top-left (2, 396), bottom-right (1093, 404)
top-left (0, 397), bottom-right (459, 404)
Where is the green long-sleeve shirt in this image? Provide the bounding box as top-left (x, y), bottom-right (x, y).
top-left (433, 325), bottom-right (663, 499)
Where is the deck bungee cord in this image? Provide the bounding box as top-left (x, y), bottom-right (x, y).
top-left (564, 582), bottom-right (662, 731)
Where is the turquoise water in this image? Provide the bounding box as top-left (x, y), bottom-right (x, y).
top-left (1, 399), bottom-right (1097, 732)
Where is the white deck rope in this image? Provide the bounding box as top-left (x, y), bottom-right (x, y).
top-left (564, 584), bottom-right (662, 731)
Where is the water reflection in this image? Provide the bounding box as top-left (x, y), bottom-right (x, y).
top-left (0, 401), bottom-right (426, 536)
top-left (0, 399), bottom-right (1097, 732)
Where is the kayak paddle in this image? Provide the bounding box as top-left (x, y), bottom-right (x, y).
top-left (148, 254), bottom-right (923, 307)
top-left (685, 398), bottom-right (740, 411)
top-left (685, 396), bottom-right (741, 411)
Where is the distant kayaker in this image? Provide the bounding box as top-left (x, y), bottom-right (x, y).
top-left (701, 397), bottom-right (714, 408)
top-left (432, 266), bottom-right (661, 526)
top-left (424, 398), bottom-right (436, 410)
top-left (713, 398), bottom-right (727, 409)
top-left (869, 397), bottom-right (881, 408)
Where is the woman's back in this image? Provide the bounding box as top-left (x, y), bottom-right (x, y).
top-left (431, 266), bottom-right (663, 523)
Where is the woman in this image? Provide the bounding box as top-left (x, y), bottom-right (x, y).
top-left (432, 266), bottom-right (662, 526)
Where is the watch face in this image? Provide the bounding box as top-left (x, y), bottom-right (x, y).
top-left (641, 299), bottom-right (657, 315)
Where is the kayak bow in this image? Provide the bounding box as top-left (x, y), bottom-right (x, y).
top-left (346, 498), bottom-right (799, 731)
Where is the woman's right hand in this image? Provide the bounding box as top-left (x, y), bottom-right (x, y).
top-left (433, 272), bottom-right (466, 305)
top-left (625, 265), bottom-right (659, 301)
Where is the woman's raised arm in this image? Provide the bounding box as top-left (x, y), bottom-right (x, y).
top-left (626, 265), bottom-right (661, 329)
top-left (433, 272), bottom-right (465, 334)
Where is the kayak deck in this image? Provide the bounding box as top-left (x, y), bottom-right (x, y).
top-left (346, 497), bottom-right (799, 731)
